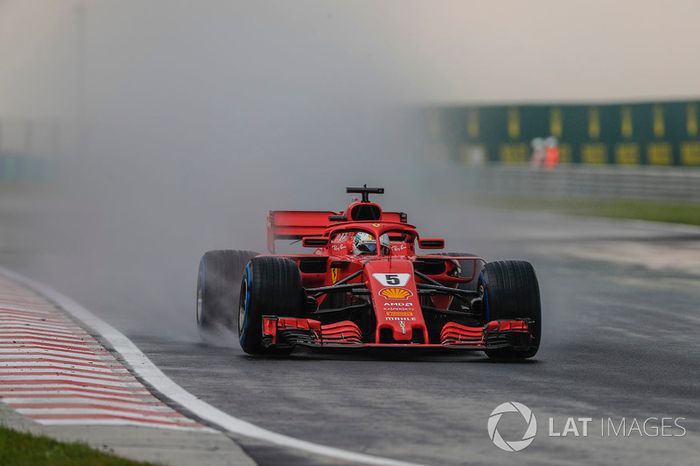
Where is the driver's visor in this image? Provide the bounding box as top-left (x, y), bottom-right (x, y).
top-left (356, 241), bottom-right (377, 254)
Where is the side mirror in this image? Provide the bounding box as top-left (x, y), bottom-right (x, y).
top-left (302, 237), bottom-right (329, 248)
top-left (418, 237), bottom-right (445, 249)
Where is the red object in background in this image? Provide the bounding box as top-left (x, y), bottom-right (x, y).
top-left (544, 145), bottom-right (560, 169)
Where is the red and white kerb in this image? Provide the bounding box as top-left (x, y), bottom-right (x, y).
top-left (0, 277), bottom-right (207, 431)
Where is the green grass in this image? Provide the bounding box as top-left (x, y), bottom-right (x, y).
top-left (0, 425), bottom-right (157, 466)
top-left (485, 197), bottom-right (700, 226)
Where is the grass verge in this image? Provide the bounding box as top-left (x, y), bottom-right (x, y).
top-left (485, 197), bottom-right (700, 226)
top-left (0, 425), bottom-right (156, 466)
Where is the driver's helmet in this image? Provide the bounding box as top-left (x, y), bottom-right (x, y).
top-left (379, 233), bottom-right (390, 254)
top-left (353, 232), bottom-right (391, 255)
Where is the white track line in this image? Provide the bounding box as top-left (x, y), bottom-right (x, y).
top-left (0, 324), bottom-right (82, 335)
top-left (0, 390), bottom-right (155, 403)
top-left (0, 338), bottom-right (97, 347)
top-left (0, 363), bottom-right (122, 374)
top-left (0, 354), bottom-right (112, 365)
top-left (16, 408), bottom-right (186, 420)
top-left (0, 266), bottom-right (425, 466)
top-left (0, 320), bottom-right (82, 332)
top-left (33, 419), bottom-right (205, 430)
top-left (0, 364), bottom-right (126, 372)
top-left (0, 348), bottom-right (105, 360)
top-left (5, 398), bottom-right (175, 411)
top-left (0, 375), bottom-right (138, 386)
top-left (0, 332), bottom-right (88, 342)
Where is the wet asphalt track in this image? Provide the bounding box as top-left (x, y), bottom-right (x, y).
top-left (131, 211), bottom-right (700, 466)
top-left (132, 256), bottom-right (700, 465)
top-left (3, 204), bottom-right (700, 465)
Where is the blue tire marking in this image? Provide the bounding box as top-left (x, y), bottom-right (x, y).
top-left (479, 272), bottom-right (490, 322)
top-left (240, 262), bottom-right (252, 346)
top-left (245, 263), bottom-right (252, 311)
top-left (200, 259), bottom-right (205, 320)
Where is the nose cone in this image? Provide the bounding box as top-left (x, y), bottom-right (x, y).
top-left (364, 259), bottom-right (428, 343)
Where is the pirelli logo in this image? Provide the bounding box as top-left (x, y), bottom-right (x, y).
top-left (386, 311), bottom-right (414, 317)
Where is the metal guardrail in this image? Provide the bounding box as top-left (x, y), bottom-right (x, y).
top-left (462, 164), bottom-right (700, 201)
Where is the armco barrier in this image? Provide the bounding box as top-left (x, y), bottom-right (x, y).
top-left (460, 165), bottom-right (700, 201)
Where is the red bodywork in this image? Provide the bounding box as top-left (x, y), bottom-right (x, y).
top-left (260, 198), bottom-right (534, 351)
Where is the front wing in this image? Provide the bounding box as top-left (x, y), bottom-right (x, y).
top-left (261, 316), bottom-right (534, 351)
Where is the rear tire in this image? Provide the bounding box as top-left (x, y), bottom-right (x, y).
top-left (480, 260), bottom-right (541, 360)
top-left (238, 256), bottom-right (306, 355)
top-left (196, 250), bottom-right (258, 340)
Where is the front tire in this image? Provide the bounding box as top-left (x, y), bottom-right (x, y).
top-left (480, 260), bottom-right (541, 360)
top-left (238, 256), bottom-right (305, 355)
top-left (196, 250), bottom-right (258, 340)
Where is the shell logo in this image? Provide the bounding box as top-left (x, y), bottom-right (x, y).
top-left (379, 287), bottom-right (413, 300)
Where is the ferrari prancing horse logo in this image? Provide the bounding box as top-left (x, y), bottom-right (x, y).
top-left (331, 268), bottom-right (339, 284)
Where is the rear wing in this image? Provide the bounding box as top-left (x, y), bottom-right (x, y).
top-left (267, 211), bottom-right (336, 253)
top-left (267, 210), bottom-right (406, 252)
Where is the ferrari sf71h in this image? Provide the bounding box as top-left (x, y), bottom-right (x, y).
top-left (196, 186), bottom-right (541, 360)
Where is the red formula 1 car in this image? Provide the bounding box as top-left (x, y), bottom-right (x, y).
top-left (196, 186), bottom-right (541, 360)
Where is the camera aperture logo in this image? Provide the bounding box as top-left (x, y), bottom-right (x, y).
top-left (487, 402), bottom-right (537, 452)
top-left (488, 402), bottom-right (687, 453)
